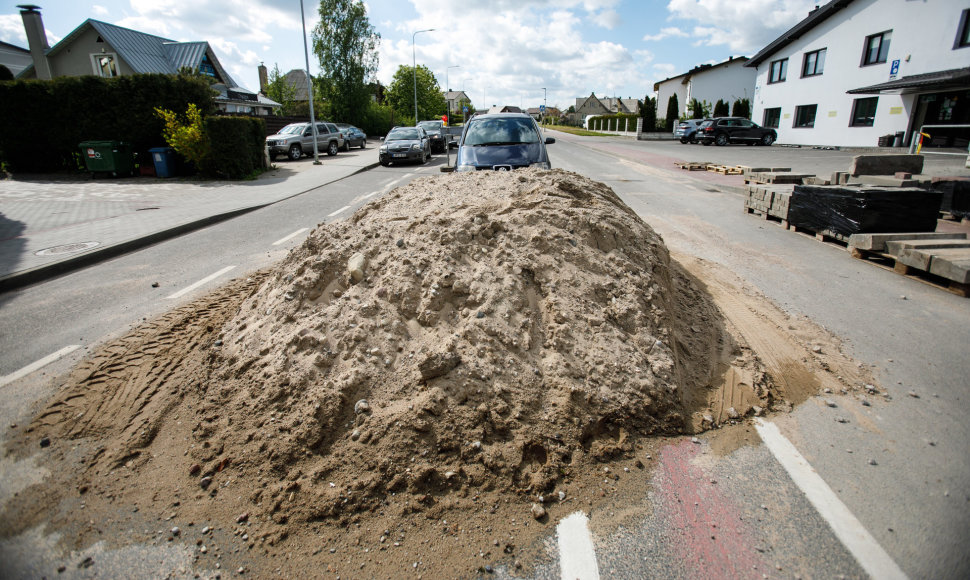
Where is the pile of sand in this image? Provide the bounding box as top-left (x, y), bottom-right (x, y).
top-left (13, 169), bottom-right (778, 575)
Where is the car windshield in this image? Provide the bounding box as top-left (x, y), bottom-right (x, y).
top-left (699, 121), bottom-right (714, 128)
top-left (387, 128), bottom-right (420, 140)
top-left (463, 117), bottom-right (540, 146)
top-left (278, 124), bottom-right (306, 135)
top-left (417, 122), bottom-right (442, 130)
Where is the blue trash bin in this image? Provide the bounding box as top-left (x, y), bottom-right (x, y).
top-left (149, 147), bottom-right (176, 178)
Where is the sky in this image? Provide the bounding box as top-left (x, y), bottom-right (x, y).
top-left (0, 0), bottom-right (820, 112)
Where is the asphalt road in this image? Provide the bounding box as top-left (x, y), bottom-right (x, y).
top-left (543, 132), bottom-right (970, 579)
top-left (1, 135), bottom-right (968, 579)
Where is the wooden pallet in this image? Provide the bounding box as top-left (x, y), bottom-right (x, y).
top-left (674, 161), bottom-right (712, 171)
top-left (708, 165), bottom-right (743, 175)
top-left (786, 223), bottom-right (849, 247)
top-left (849, 247), bottom-right (970, 297)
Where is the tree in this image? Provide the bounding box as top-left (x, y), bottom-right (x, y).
top-left (732, 98), bottom-right (751, 119)
top-left (312, 0), bottom-right (380, 126)
top-left (641, 95), bottom-right (657, 133)
top-left (265, 64), bottom-right (297, 116)
top-left (385, 64), bottom-right (446, 124)
top-left (664, 94), bottom-right (678, 131)
top-left (713, 99), bottom-right (729, 117)
top-left (688, 98), bottom-right (710, 119)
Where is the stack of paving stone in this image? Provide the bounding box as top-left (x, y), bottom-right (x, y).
top-left (745, 183), bottom-right (794, 222)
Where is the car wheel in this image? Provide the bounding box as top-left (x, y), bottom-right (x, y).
top-left (288, 144), bottom-right (302, 160)
top-left (761, 134), bottom-right (775, 146)
top-left (714, 133), bottom-right (729, 146)
top-left (380, 158), bottom-right (389, 167)
top-left (360, 140), bottom-right (367, 149)
top-left (328, 141), bottom-right (339, 156)
top-left (680, 137), bottom-right (689, 144)
top-left (342, 142), bottom-right (350, 152)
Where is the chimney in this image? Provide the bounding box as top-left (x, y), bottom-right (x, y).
top-left (258, 62), bottom-right (268, 94)
top-left (18, 4), bottom-right (52, 80)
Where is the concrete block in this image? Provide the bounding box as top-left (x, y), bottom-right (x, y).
top-left (927, 249), bottom-right (970, 284)
top-left (885, 239), bottom-right (970, 259)
top-left (848, 232), bottom-right (968, 252)
top-left (847, 175), bottom-right (920, 187)
top-left (849, 154), bottom-right (924, 176)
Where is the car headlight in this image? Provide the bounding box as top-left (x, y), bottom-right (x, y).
top-left (456, 164), bottom-right (475, 172)
top-left (529, 161), bottom-right (551, 170)
top-left (411, 144), bottom-right (422, 151)
top-left (379, 145), bottom-right (387, 152)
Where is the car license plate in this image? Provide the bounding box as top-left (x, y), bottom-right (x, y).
top-left (393, 153), bottom-right (407, 158)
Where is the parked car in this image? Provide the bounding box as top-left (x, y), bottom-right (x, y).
top-left (379, 126), bottom-right (431, 166)
top-left (417, 120), bottom-right (447, 153)
top-left (266, 122), bottom-right (345, 160)
top-left (336, 124), bottom-right (367, 150)
top-left (696, 117), bottom-right (776, 146)
top-left (674, 119), bottom-right (709, 144)
top-left (455, 113), bottom-right (554, 172)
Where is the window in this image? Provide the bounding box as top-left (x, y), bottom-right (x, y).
top-left (763, 107), bottom-right (781, 128)
top-left (769, 58), bottom-right (788, 83)
top-left (794, 104), bottom-right (818, 128)
top-left (956, 9), bottom-right (970, 49)
top-left (850, 97), bottom-right (878, 127)
top-left (802, 48), bottom-right (826, 77)
top-left (91, 53), bottom-right (119, 78)
top-left (862, 31), bottom-right (892, 65)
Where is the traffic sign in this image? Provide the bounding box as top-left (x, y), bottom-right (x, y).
top-left (539, 105), bottom-right (546, 113)
top-left (463, 105), bottom-right (468, 113)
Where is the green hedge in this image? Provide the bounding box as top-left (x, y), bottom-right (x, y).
top-left (204, 116), bottom-right (266, 179)
top-left (0, 74), bottom-right (215, 173)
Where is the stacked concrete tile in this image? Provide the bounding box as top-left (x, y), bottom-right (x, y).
top-left (745, 184), bottom-right (794, 221)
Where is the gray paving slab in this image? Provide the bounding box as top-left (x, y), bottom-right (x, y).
top-left (848, 232), bottom-right (969, 251)
top-left (0, 152), bottom-right (378, 290)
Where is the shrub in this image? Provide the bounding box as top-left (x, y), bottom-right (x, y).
top-left (732, 98), bottom-right (751, 119)
top-left (155, 103), bottom-right (209, 169)
top-left (664, 94), bottom-right (679, 132)
top-left (204, 116), bottom-right (266, 179)
top-left (713, 99), bottom-right (729, 117)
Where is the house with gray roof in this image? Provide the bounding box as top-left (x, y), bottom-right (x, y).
top-left (15, 5), bottom-right (279, 115)
top-left (566, 93), bottom-right (639, 125)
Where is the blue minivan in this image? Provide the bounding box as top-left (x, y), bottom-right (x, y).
top-left (455, 113), bottom-right (554, 171)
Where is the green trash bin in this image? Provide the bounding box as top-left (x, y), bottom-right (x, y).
top-left (79, 140), bottom-right (134, 177)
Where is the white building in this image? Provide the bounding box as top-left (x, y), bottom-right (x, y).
top-left (654, 56), bottom-right (756, 122)
top-left (746, 0), bottom-right (970, 148)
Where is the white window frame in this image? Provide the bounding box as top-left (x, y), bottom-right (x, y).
top-left (90, 53), bottom-right (119, 78)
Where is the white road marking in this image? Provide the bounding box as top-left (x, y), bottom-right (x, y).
top-left (327, 205), bottom-right (352, 218)
top-left (0, 345), bottom-right (81, 389)
top-left (272, 228), bottom-right (309, 246)
top-left (166, 266), bottom-right (236, 300)
top-left (755, 419), bottom-right (908, 580)
top-left (273, 228), bottom-right (310, 246)
top-left (557, 511), bottom-right (600, 580)
top-left (361, 190), bottom-right (379, 199)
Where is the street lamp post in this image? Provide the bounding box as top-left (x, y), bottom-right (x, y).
top-left (412, 29), bottom-right (434, 124)
top-left (299, 0), bottom-right (320, 164)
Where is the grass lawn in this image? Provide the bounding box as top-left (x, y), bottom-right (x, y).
top-left (541, 125), bottom-right (613, 137)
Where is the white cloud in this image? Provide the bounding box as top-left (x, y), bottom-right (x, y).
top-left (0, 14), bottom-right (26, 46)
top-left (92, 5), bottom-right (110, 18)
top-left (592, 9), bottom-right (622, 30)
top-left (642, 26), bottom-right (689, 42)
top-left (667, 0), bottom-right (812, 53)
top-left (375, 1), bottom-right (650, 110)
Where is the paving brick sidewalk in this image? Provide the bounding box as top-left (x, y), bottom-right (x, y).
top-left (0, 151), bottom-right (377, 290)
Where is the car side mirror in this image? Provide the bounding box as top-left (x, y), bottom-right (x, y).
top-left (545, 137), bottom-right (556, 144)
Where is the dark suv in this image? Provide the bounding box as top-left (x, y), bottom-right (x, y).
top-left (697, 117), bottom-right (776, 146)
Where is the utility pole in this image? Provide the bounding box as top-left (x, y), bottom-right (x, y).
top-left (541, 87), bottom-right (547, 128)
top-left (412, 29), bottom-right (434, 124)
top-left (299, 0), bottom-right (320, 164)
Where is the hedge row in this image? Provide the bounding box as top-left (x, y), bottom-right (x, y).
top-left (204, 116), bottom-right (266, 179)
top-left (0, 74), bottom-right (215, 173)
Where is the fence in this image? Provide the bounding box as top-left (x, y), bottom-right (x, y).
top-left (589, 117), bottom-right (641, 137)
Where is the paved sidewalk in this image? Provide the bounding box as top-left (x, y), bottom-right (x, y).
top-left (0, 149), bottom-right (378, 291)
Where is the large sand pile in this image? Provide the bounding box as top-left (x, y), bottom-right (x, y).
top-left (12, 169), bottom-right (780, 576)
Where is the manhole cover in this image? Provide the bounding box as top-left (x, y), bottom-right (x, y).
top-left (34, 241), bottom-right (100, 256)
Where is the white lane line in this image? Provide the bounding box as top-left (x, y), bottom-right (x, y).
top-left (0, 345), bottom-right (81, 389)
top-left (384, 176), bottom-right (407, 191)
top-left (557, 511), bottom-right (600, 580)
top-left (272, 228), bottom-right (309, 246)
top-left (755, 419), bottom-right (908, 580)
top-left (166, 266), bottom-right (236, 300)
top-left (327, 205), bottom-right (352, 218)
top-left (361, 190), bottom-right (379, 199)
